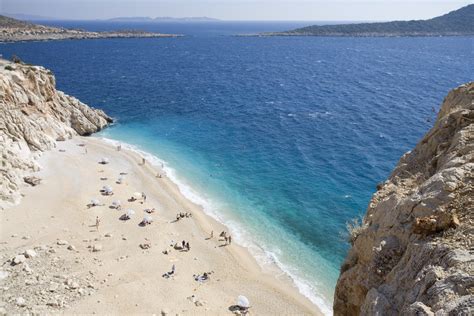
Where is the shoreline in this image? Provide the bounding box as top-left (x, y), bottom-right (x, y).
top-left (0, 32), bottom-right (182, 43)
top-left (0, 135), bottom-right (322, 314)
top-left (98, 135), bottom-right (334, 314)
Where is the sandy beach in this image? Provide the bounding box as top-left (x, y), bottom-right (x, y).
top-left (0, 136), bottom-right (321, 315)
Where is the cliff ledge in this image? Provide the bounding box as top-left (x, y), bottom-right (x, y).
top-left (334, 82), bottom-right (473, 315)
top-left (0, 59), bottom-right (112, 208)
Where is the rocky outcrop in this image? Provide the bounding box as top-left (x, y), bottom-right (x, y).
top-left (334, 83), bottom-right (473, 315)
top-left (0, 59), bottom-right (112, 207)
top-left (0, 15), bottom-right (180, 42)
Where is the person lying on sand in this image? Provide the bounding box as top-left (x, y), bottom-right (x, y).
top-left (193, 271), bottom-right (213, 282)
top-left (140, 216), bottom-right (153, 226)
top-left (178, 241), bottom-right (190, 251)
top-left (100, 185), bottom-right (114, 196)
top-left (162, 264), bottom-right (176, 278)
top-left (144, 208), bottom-right (155, 214)
top-left (87, 200), bottom-right (102, 208)
top-left (139, 243), bottom-right (151, 249)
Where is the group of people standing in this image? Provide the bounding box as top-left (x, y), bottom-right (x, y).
top-left (216, 231), bottom-right (232, 245)
top-left (176, 212), bottom-right (192, 221)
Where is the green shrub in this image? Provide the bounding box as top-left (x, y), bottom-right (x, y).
top-left (11, 55), bottom-right (22, 64)
top-left (346, 216), bottom-right (368, 245)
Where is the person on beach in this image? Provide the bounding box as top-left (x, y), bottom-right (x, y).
top-left (210, 231), bottom-right (214, 239)
top-left (95, 216), bottom-right (100, 231)
top-left (117, 144), bottom-right (121, 151)
top-left (142, 158), bottom-right (146, 165)
top-left (142, 192), bottom-right (147, 202)
top-left (163, 264), bottom-right (176, 278)
top-left (186, 242), bottom-right (190, 251)
top-left (228, 235), bottom-right (232, 245)
top-left (182, 240), bottom-right (186, 249)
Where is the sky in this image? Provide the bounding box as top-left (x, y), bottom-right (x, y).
top-left (1, 0), bottom-right (472, 21)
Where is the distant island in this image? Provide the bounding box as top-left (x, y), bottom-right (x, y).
top-left (107, 16), bottom-right (220, 22)
top-left (0, 15), bottom-right (180, 42)
top-left (262, 4), bottom-right (473, 37)
top-left (1, 13), bottom-right (62, 21)
top-left (1, 13), bottom-right (220, 23)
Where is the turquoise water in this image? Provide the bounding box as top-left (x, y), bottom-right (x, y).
top-left (1, 22), bottom-right (472, 313)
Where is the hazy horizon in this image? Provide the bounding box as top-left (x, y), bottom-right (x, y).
top-left (1, 0), bottom-right (472, 22)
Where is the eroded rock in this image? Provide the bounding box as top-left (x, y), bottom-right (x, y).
top-left (0, 59), bottom-right (112, 208)
top-left (334, 83), bottom-right (474, 315)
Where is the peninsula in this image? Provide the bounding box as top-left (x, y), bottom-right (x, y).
top-left (0, 15), bottom-right (179, 42)
top-left (264, 4), bottom-right (474, 37)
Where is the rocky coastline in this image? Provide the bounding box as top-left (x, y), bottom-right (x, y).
top-left (0, 15), bottom-right (180, 42)
top-left (261, 4), bottom-right (473, 37)
top-left (0, 60), bottom-right (318, 315)
top-left (334, 83), bottom-right (473, 315)
top-left (0, 58), bottom-right (112, 208)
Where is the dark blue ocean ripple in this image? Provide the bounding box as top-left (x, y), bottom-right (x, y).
top-left (1, 23), bottom-right (472, 304)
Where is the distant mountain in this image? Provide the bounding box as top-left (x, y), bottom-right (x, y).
top-left (0, 15), bottom-right (32, 28)
top-left (108, 16), bottom-right (220, 22)
top-left (1, 13), bottom-right (60, 21)
top-left (269, 4), bottom-right (474, 37)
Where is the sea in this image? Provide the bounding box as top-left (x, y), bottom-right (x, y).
top-left (1, 20), bottom-right (472, 314)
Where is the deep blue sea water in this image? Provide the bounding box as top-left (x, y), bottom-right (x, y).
top-left (1, 21), bottom-right (472, 314)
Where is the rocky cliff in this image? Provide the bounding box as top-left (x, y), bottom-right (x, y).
top-left (334, 83), bottom-right (473, 315)
top-left (0, 59), bottom-right (112, 208)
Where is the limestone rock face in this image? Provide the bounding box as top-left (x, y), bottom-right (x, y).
top-left (0, 59), bottom-right (112, 207)
top-left (334, 82), bottom-right (473, 315)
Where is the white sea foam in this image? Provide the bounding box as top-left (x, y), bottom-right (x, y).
top-left (97, 136), bottom-right (334, 315)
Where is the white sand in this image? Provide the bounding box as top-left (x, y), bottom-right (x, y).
top-left (0, 136), bottom-right (321, 314)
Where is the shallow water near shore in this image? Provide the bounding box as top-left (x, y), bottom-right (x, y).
top-left (1, 21), bottom-right (472, 313)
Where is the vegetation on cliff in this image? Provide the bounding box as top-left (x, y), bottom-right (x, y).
top-left (334, 82), bottom-right (473, 315)
top-left (273, 4), bottom-right (474, 37)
